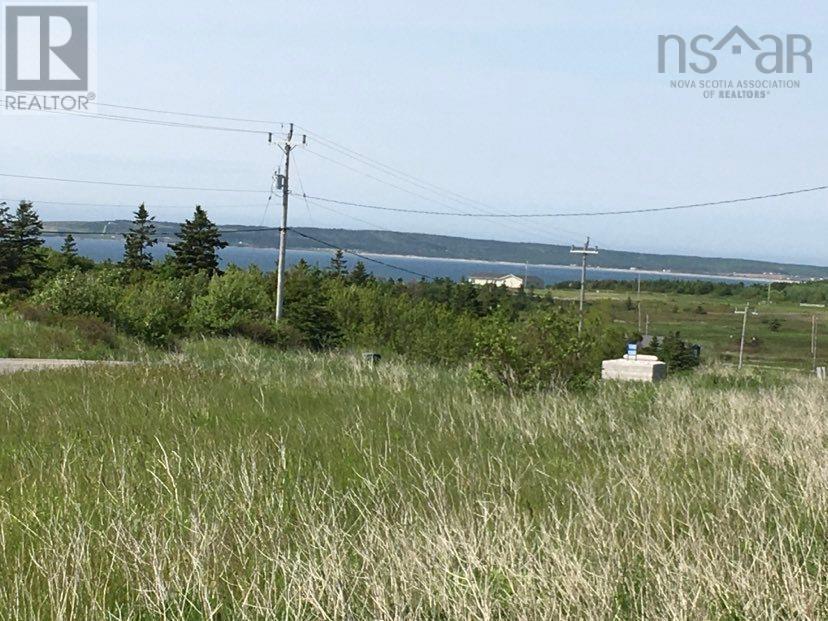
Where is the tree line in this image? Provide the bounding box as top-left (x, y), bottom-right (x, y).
top-left (1, 200), bottom-right (629, 391)
top-left (553, 277), bottom-right (828, 304)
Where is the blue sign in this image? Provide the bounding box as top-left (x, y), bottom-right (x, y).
top-left (627, 343), bottom-right (638, 358)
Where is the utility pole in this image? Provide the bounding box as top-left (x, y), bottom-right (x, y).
top-left (767, 281), bottom-right (773, 305)
top-left (734, 304), bottom-right (756, 370)
top-left (637, 274), bottom-right (642, 333)
top-left (570, 237), bottom-right (599, 334)
top-left (811, 315), bottom-right (818, 371)
top-left (272, 123), bottom-right (301, 322)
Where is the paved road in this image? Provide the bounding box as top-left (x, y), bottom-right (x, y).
top-left (0, 359), bottom-right (129, 375)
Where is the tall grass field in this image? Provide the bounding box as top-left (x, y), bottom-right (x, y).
top-left (0, 339), bottom-right (826, 618)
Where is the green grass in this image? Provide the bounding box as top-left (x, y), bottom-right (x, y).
top-left (551, 289), bottom-right (828, 370)
top-left (0, 310), bottom-right (151, 361)
top-left (0, 338), bottom-right (825, 618)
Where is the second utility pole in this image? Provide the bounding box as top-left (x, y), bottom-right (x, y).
top-left (570, 237), bottom-right (599, 334)
top-left (811, 314), bottom-right (818, 372)
top-left (734, 304), bottom-right (752, 370)
top-left (275, 123), bottom-right (294, 322)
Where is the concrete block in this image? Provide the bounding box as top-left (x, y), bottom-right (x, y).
top-left (602, 357), bottom-right (668, 383)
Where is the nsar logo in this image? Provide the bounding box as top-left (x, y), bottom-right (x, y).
top-left (658, 25), bottom-right (812, 75)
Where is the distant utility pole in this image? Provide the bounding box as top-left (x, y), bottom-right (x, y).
top-left (637, 274), bottom-right (643, 333)
top-left (811, 315), bottom-right (818, 371)
top-left (734, 304), bottom-right (757, 370)
top-left (271, 123), bottom-right (306, 322)
top-left (767, 281), bottom-right (773, 304)
top-left (570, 237), bottom-right (599, 334)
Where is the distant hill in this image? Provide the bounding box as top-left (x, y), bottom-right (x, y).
top-left (42, 220), bottom-right (828, 279)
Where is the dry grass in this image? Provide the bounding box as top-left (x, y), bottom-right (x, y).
top-left (0, 339), bottom-right (825, 619)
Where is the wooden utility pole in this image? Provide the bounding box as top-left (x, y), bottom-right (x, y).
top-left (274, 123), bottom-right (294, 322)
top-left (570, 237), bottom-right (599, 334)
top-left (734, 304), bottom-right (755, 370)
top-left (637, 274), bottom-right (642, 333)
top-left (811, 315), bottom-right (818, 371)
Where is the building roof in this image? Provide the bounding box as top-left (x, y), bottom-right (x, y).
top-left (468, 273), bottom-right (521, 280)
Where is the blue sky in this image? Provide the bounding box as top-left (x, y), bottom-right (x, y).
top-left (1, 1), bottom-right (826, 264)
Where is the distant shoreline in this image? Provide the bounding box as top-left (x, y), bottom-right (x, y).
top-left (311, 249), bottom-right (796, 284)
top-left (41, 234), bottom-right (803, 283)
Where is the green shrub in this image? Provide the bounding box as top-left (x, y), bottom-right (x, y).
top-left (62, 315), bottom-right (119, 348)
top-left (116, 279), bottom-right (191, 346)
top-left (471, 308), bottom-right (603, 391)
top-left (190, 267), bottom-right (273, 334)
top-left (283, 263), bottom-right (341, 350)
top-left (653, 332), bottom-right (700, 372)
top-left (31, 269), bottom-right (121, 321)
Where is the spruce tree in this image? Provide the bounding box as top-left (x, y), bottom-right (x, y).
top-left (285, 261), bottom-right (341, 349)
top-left (349, 260), bottom-right (370, 285)
top-left (61, 234), bottom-right (78, 257)
top-left (122, 203), bottom-right (157, 271)
top-left (169, 205), bottom-right (227, 276)
top-left (1, 201), bottom-right (44, 291)
top-left (0, 202), bottom-right (11, 279)
top-left (329, 249), bottom-right (348, 278)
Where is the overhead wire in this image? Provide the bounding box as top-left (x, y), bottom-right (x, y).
top-left (297, 126), bottom-right (591, 242)
top-left (0, 197), bottom-right (267, 210)
top-left (4, 89), bottom-right (287, 126)
top-left (302, 147), bottom-right (580, 245)
top-left (296, 184), bottom-right (828, 217)
top-left (41, 224), bottom-right (431, 280)
top-left (0, 172), bottom-right (269, 194)
top-left (2, 98), bottom-right (283, 136)
top-left (288, 229), bottom-right (432, 280)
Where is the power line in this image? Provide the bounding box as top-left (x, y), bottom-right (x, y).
top-left (41, 225), bottom-right (433, 280)
top-left (302, 147), bottom-right (581, 245)
top-left (61, 110), bottom-right (276, 135)
top-left (92, 102), bottom-right (285, 127)
top-left (4, 99), bottom-right (573, 241)
top-left (2, 99), bottom-right (284, 135)
top-left (0, 173), bottom-right (269, 194)
top-left (298, 184), bottom-right (828, 218)
top-left (305, 196), bottom-right (394, 232)
top-left (5, 89), bottom-right (287, 126)
top-left (297, 126), bottom-right (591, 241)
top-left (5, 172), bottom-right (826, 220)
top-left (288, 229), bottom-right (432, 280)
top-left (41, 225), bottom-right (281, 236)
top-left (298, 126), bottom-right (513, 212)
top-left (40, 227), bottom-right (279, 237)
top-left (0, 197), bottom-right (266, 210)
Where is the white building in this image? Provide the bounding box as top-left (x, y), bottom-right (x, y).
top-left (467, 273), bottom-right (535, 290)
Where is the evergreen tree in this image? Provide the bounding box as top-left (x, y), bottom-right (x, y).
top-left (285, 261), bottom-right (341, 349)
top-left (349, 260), bottom-right (370, 285)
top-left (0, 202), bottom-right (11, 279)
top-left (1, 201), bottom-right (44, 291)
top-left (329, 249), bottom-right (348, 278)
top-left (452, 281), bottom-right (482, 316)
top-left (659, 332), bottom-right (700, 371)
top-left (168, 206), bottom-right (227, 276)
top-left (60, 234), bottom-right (78, 257)
top-left (122, 203), bottom-right (157, 271)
